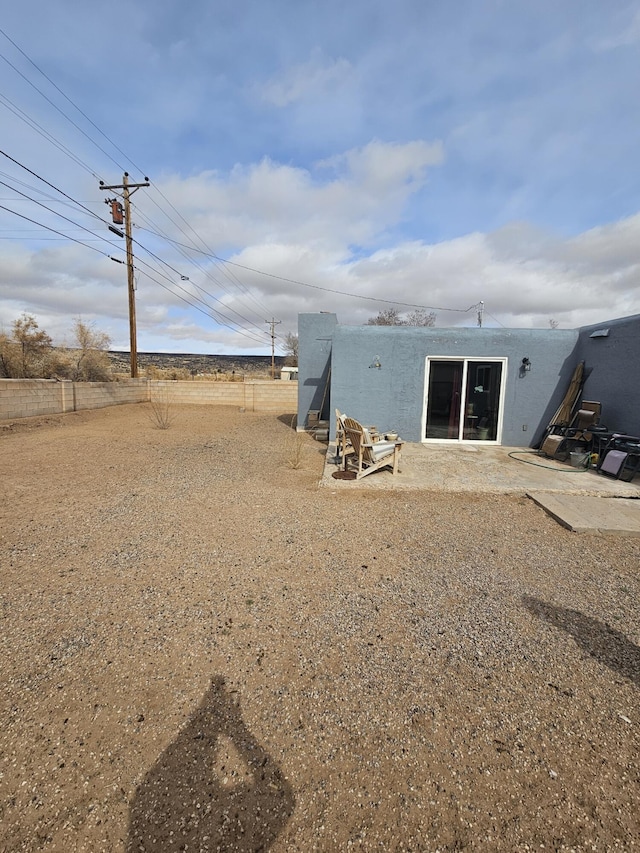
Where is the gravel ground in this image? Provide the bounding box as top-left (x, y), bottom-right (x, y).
top-left (0, 403), bottom-right (639, 853)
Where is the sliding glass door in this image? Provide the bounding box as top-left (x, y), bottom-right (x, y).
top-left (424, 358), bottom-right (505, 442)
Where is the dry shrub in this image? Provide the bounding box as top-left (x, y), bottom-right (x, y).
top-left (285, 415), bottom-right (306, 469)
top-left (148, 387), bottom-right (176, 429)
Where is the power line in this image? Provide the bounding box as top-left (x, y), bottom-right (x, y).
top-left (3, 32), bottom-right (473, 342)
top-left (0, 92), bottom-right (100, 178)
top-left (0, 149), bottom-right (271, 343)
top-left (0, 25), bottom-right (141, 175)
top-left (134, 193), bottom-right (275, 322)
top-left (138, 228), bottom-right (478, 315)
top-left (128, 222), bottom-right (272, 334)
top-left (0, 149), bottom-right (106, 223)
top-left (2, 144), bottom-right (483, 337)
top-left (1, 29), bottom-right (277, 328)
top-left (0, 178), bottom-right (119, 252)
top-left (0, 32), bottom-right (281, 343)
top-left (0, 204), bottom-right (113, 257)
top-left (0, 41), bottom-right (125, 176)
top-left (134, 266), bottom-right (271, 347)
top-left (0, 169), bottom-right (271, 345)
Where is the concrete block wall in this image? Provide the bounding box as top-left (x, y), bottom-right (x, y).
top-left (0, 378), bottom-right (298, 421)
top-left (73, 380), bottom-right (148, 411)
top-left (149, 380), bottom-right (297, 412)
top-left (0, 380), bottom-right (69, 420)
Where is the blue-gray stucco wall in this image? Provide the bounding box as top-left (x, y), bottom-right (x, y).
top-left (297, 313), bottom-right (337, 428)
top-left (298, 312), bottom-right (640, 445)
top-left (328, 325), bottom-right (579, 445)
top-left (297, 314), bottom-right (585, 446)
top-left (575, 314), bottom-right (640, 435)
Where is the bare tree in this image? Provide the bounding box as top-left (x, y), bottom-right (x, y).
top-left (0, 315), bottom-right (112, 380)
top-left (366, 308), bottom-right (407, 326)
top-left (406, 308), bottom-right (436, 327)
top-left (12, 314), bottom-right (52, 378)
top-left (367, 307), bottom-right (436, 326)
top-left (70, 319), bottom-right (112, 381)
top-left (0, 331), bottom-right (18, 378)
top-left (282, 331), bottom-right (299, 366)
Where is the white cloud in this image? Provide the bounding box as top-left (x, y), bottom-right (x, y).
top-left (1, 2), bottom-right (640, 352)
top-left (3, 143), bottom-right (640, 354)
top-left (156, 139), bottom-right (443, 254)
top-left (258, 50), bottom-right (354, 107)
top-left (318, 139), bottom-right (444, 192)
top-left (592, 8), bottom-right (640, 51)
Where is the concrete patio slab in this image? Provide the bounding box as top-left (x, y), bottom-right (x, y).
top-left (527, 492), bottom-right (640, 535)
top-left (321, 442), bottom-right (640, 498)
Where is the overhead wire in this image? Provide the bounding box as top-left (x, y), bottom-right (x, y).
top-left (0, 170), bottom-right (269, 344)
top-left (1, 27), bottom-right (487, 344)
top-left (133, 194), bottom-right (275, 324)
top-left (1, 26), bottom-right (277, 333)
top-left (141, 185), bottom-right (275, 320)
top-left (0, 25), bottom-right (141, 177)
top-left (0, 92), bottom-right (100, 178)
top-left (129, 236), bottom-right (273, 343)
top-left (137, 273), bottom-right (266, 342)
top-left (0, 149), bottom-right (105, 221)
top-left (484, 310), bottom-right (506, 328)
top-left (0, 42), bottom-right (124, 177)
top-left (138, 228), bottom-right (479, 316)
top-left (0, 26), bottom-right (278, 345)
top-left (130, 201), bottom-right (273, 335)
top-left (0, 149), bottom-right (272, 343)
top-left (0, 180), bottom-right (128, 254)
top-left (0, 204), bottom-right (113, 258)
top-left (1, 29), bottom-right (408, 340)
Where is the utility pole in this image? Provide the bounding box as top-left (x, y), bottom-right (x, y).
top-left (477, 301), bottom-right (484, 328)
top-left (266, 318), bottom-right (281, 380)
top-left (100, 173), bottom-right (150, 378)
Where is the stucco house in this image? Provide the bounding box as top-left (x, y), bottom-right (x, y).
top-left (297, 312), bottom-right (640, 447)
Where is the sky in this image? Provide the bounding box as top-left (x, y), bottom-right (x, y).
top-left (1, 1), bottom-right (640, 355)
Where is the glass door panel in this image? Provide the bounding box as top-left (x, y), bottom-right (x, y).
top-left (425, 361), bottom-right (464, 439)
top-left (464, 361), bottom-right (502, 441)
top-left (425, 359), bottom-right (503, 442)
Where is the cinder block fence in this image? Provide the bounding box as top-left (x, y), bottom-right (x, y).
top-left (0, 379), bottom-right (298, 421)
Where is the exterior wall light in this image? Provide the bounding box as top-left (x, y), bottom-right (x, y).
top-left (521, 357), bottom-right (532, 372)
top-left (369, 356), bottom-right (382, 369)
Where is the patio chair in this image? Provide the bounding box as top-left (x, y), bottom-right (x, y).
top-left (335, 409), bottom-right (355, 465)
top-left (539, 401), bottom-right (601, 461)
top-left (341, 417), bottom-right (402, 479)
top-left (335, 409), bottom-right (383, 464)
top-left (596, 434), bottom-right (640, 482)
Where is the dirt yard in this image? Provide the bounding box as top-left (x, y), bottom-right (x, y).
top-left (1, 403), bottom-right (638, 852)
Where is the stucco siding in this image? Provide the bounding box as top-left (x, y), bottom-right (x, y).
top-left (329, 325), bottom-right (579, 445)
top-left (297, 313), bottom-right (337, 428)
top-left (575, 314), bottom-right (640, 434)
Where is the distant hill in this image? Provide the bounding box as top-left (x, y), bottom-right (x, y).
top-left (108, 351), bottom-right (286, 376)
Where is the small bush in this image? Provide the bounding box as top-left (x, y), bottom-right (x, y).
top-left (285, 416), bottom-right (306, 469)
top-left (148, 387), bottom-right (176, 430)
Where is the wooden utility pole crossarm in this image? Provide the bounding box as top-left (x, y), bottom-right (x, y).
top-left (100, 173), bottom-right (150, 378)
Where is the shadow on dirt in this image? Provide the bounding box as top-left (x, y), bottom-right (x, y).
top-left (126, 676), bottom-right (295, 852)
top-left (522, 595), bottom-right (640, 687)
top-left (277, 413), bottom-right (298, 430)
